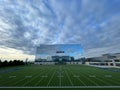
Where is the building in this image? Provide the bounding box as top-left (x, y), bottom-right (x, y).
top-left (34, 44), bottom-right (84, 65)
top-left (51, 56), bottom-right (71, 64)
top-left (85, 53), bottom-right (120, 67)
top-left (35, 55), bottom-right (83, 65)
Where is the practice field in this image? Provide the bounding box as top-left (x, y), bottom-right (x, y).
top-left (0, 65), bottom-right (120, 88)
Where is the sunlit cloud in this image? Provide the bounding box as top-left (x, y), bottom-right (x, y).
top-left (0, 46), bottom-right (35, 61)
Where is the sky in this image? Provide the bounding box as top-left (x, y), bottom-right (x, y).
top-left (0, 0), bottom-right (120, 61)
top-left (36, 44), bottom-right (84, 59)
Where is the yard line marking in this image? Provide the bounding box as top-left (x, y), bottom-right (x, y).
top-left (14, 68), bottom-right (44, 86)
top-left (13, 78), bottom-right (28, 85)
top-left (60, 75), bottom-right (61, 87)
top-left (64, 69), bottom-right (74, 86)
top-left (85, 68), bottom-right (112, 85)
top-left (34, 78), bottom-right (44, 86)
top-left (68, 68), bottom-right (86, 86)
top-left (34, 67), bottom-right (54, 86)
top-left (59, 66), bottom-right (62, 87)
top-left (19, 72), bottom-right (41, 85)
top-left (22, 68), bottom-right (48, 86)
top-left (95, 76), bottom-right (111, 85)
top-left (80, 73), bottom-right (98, 86)
top-left (93, 67), bottom-right (120, 85)
top-left (77, 77), bottom-right (87, 86)
top-left (9, 76), bottom-right (16, 78)
top-left (103, 75), bottom-right (120, 85)
top-left (73, 75), bottom-right (80, 78)
top-left (89, 75), bottom-right (96, 77)
top-left (0, 67), bottom-right (38, 86)
top-left (76, 67), bottom-right (100, 86)
top-left (86, 70), bottom-right (111, 85)
top-left (25, 76), bottom-right (32, 78)
top-left (70, 66), bottom-right (99, 86)
top-left (34, 69), bottom-right (51, 86)
top-left (57, 76), bottom-right (64, 77)
top-left (0, 75), bottom-right (20, 86)
top-left (105, 75), bottom-right (112, 78)
top-left (0, 66), bottom-right (49, 86)
top-left (47, 69), bottom-right (56, 86)
top-left (87, 69), bottom-right (120, 85)
top-left (41, 75), bottom-right (48, 78)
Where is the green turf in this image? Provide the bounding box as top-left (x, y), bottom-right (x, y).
top-left (0, 64), bottom-right (120, 87)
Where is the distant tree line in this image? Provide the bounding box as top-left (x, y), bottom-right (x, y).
top-left (0, 60), bottom-right (25, 67)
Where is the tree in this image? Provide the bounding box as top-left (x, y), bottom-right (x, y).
top-left (2, 60), bottom-right (8, 67)
top-left (0, 60), bottom-right (2, 67)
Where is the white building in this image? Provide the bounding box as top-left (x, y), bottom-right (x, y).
top-left (85, 53), bottom-right (120, 67)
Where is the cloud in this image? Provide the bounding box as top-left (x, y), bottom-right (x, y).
top-left (0, 0), bottom-right (120, 60)
top-left (0, 46), bottom-right (35, 61)
top-left (84, 43), bottom-right (120, 58)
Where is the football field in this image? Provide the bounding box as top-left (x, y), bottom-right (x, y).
top-left (0, 65), bottom-right (120, 88)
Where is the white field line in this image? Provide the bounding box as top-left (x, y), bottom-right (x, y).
top-left (95, 76), bottom-right (111, 85)
top-left (60, 74), bottom-right (61, 87)
top-left (15, 67), bottom-right (52, 86)
top-left (84, 70), bottom-right (111, 85)
top-left (72, 67), bottom-right (99, 86)
top-left (105, 77), bottom-right (120, 85)
top-left (105, 75), bottom-right (112, 77)
top-left (22, 69), bottom-right (48, 86)
top-left (34, 68), bottom-right (53, 86)
top-left (67, 68), bottom-right (86, 86)
top-left (87, 67), bottom-right (120, 85)
top-left (80, 72), bottom-right (99, 86)
top-left (23, 68), bottom-right (49, 86)
top-left (93, 68), bottom-right (120, 85)
top-left (0, 75), bottom-right (26, 86)
top-left (9, 76), bottom-right (16, 78)
top-left (58, 66), bottom-right (64, 86)
top-left (25, 76), bottom-right (32, 78)
top-left (89, 75), bottom-right (96, 77)
top-left (59, 66), bottom-right (62, 87)
top-left (34, 78), bottom-right (43, 86)
top-left (47, 69), bottom-right (56, 86)
top-left (64, 69), bottom-right (74, 86)
top-left (0, 68), bottom-right (37, 86)
top-left (76, 76), bottom-right (86, 86)
top-left (87, 72), bottom-right (110, 85)
top-left (104, 74), bottom-right (120, 85)
top-left (41, 76), bottom-right (48, 78)
top-left (71, 67), bottom-right (99, 86)
top-left (14, 70), bottom-right (42, 85)
top-left (13, 68), bottom-right (44, 86)
top-left (13, 78), bottom-right (28, 85)
top-left (0, 75), bottom-right (17, 85)
top-left (0, 67), bottom-right (33, 84)
top-left (73, 75), bottom-right (79, 77)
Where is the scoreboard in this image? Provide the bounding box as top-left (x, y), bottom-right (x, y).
top-left (56, 51), bottom-right (65, 53)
